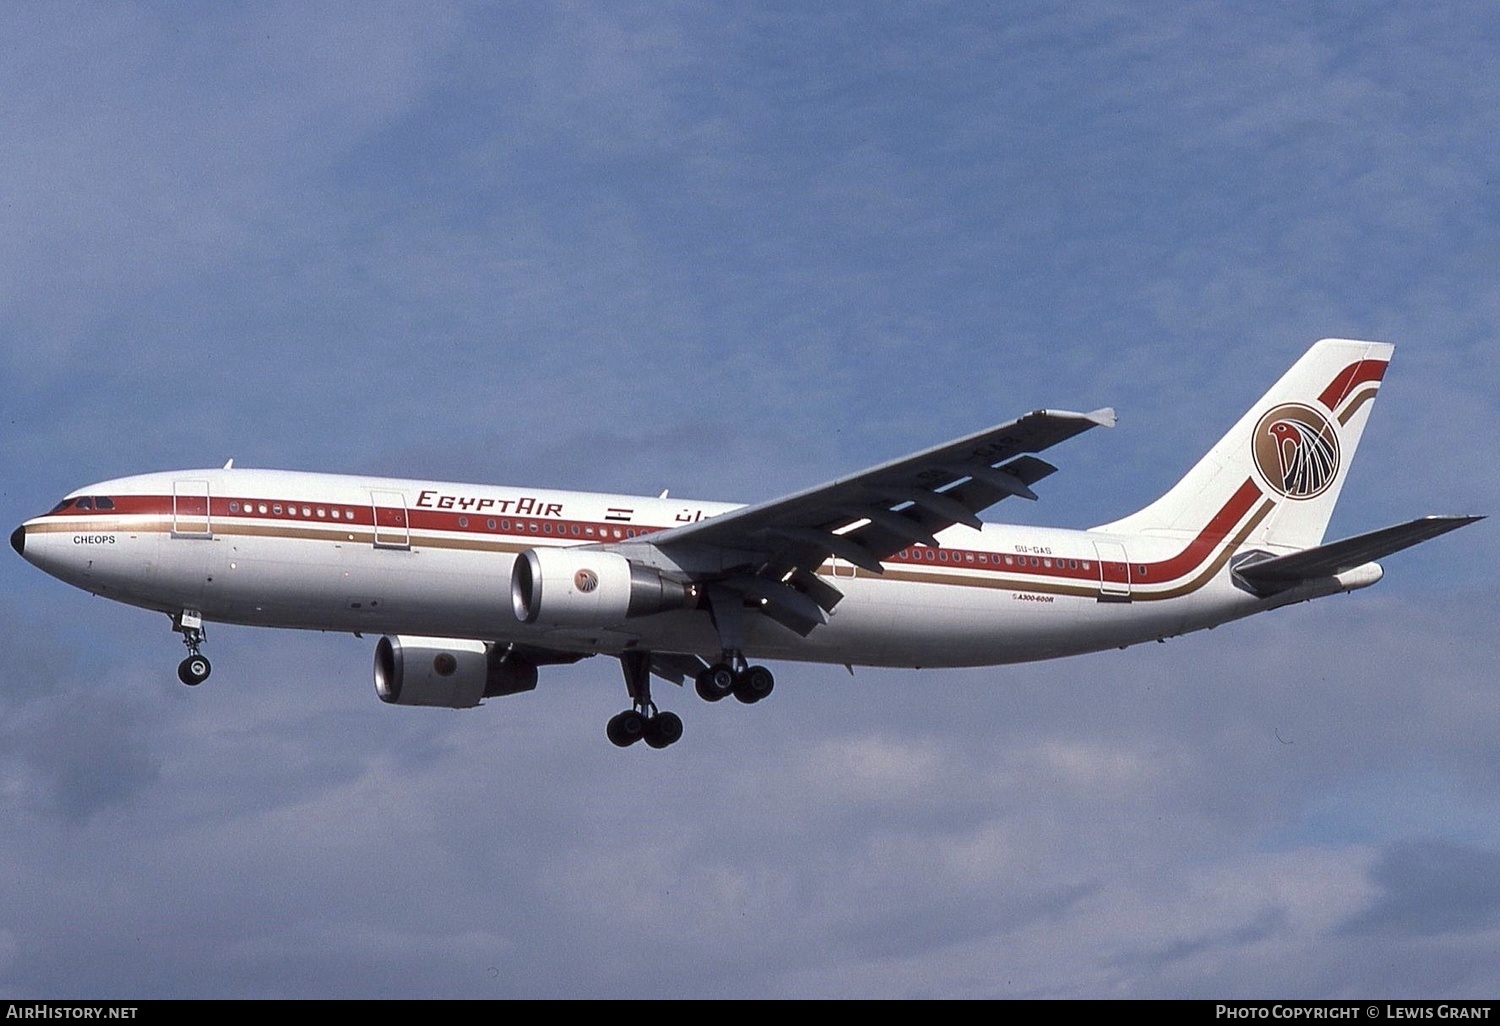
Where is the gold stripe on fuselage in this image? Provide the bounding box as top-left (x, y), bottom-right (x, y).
top-left (31, 501), bottom-right (1270, 602)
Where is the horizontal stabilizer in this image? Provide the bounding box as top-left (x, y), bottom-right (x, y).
top-left (1235, 515), bottom-right (1483, 588)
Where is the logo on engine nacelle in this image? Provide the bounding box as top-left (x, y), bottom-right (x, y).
top-left (574, 569), bottom-right (599, 594)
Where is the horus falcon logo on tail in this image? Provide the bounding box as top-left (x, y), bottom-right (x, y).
top-left (1253, 403), bottom-right (1341, 500)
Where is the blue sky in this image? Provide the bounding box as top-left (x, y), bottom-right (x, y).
top-left (1, 1), bottom-right (1496, 997)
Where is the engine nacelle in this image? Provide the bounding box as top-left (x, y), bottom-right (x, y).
top-left (374, 635), bottom-right (538, 708)
top-left (511, 547), bottom-right (696, 627)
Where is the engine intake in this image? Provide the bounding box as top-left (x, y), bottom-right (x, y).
top-left (374, 635), bottom-right (539, 708)
top-left (511, 548), bottom-right (696, 627)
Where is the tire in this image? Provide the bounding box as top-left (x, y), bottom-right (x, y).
top-left (695, 664), bottom-right (736, 702)
top-left (733, 665), bottom-right (774, 704)
top-left (606, 710), bottom-right (646, 747)
top-left (644, 711), bottom-right (684, 749)
top-left (178, 655), bottom-right (211, 686)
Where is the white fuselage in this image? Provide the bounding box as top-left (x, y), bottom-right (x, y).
top-left (16, 466), bottom-right (1360, 669)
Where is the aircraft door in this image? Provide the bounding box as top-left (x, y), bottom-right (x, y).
top-left (370, 490), bottom-right (410, 549)
top-left (172, 479), bottom-right (212, 538)
top-left (1093, 540), bottom-right (1131, 600)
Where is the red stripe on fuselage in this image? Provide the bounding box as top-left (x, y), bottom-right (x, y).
top-left (37, 494), bottom-right (669, 543)
top-left (38, 478), bottom-right (1268, 592)
top-left (1131, 477), bottom-right (1262, 581)
top-left (1318, 359), bottom-right (1387, 411)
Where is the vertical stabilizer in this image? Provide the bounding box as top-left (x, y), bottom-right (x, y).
top-left (1092, 339), bottom-right (1393, 550)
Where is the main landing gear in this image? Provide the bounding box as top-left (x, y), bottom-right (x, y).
top-left (607, 651), bottom-right (684, 749)
top-left (606, 650), bottom-right (775, 750)
top-left (694, 588), bottom-right (774, 706)
top-left (173, 611), bottom-right (212, 686)
top-left (694, 656), bottom-right (774, 705)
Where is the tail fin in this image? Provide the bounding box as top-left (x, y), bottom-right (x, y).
top-left (1092, 339), bottom-right (1394, 549)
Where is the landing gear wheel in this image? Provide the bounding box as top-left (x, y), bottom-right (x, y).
top-left (644, 711), bottom-right (684, 749)
top-left (606, 709), bottom-right (646, 747)
top-left (733, 665), bottom-right (774, 704)
top-left (695, 663), bottom-right (736, 702)
top-left (174, 614), bottom-right (211, 687)
top-left (177, 655), bottom-right (212, 686)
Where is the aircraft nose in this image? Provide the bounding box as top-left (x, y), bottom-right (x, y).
top-left (10, 525), bottom-right (24, 556)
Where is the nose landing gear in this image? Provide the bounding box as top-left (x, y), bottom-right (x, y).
top-left (173, 611), bottom-right (212, 686)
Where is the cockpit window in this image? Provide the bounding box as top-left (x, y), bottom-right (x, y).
top-left (45, 496), bottom-right (115, 513)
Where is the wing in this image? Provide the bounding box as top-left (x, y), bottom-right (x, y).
top-left (641, 407), bottom-right (1115, 635)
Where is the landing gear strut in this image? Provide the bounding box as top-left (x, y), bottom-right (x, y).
top-left (173, 611), bottom-right (212, 686)
top-left (607, 651), bottom-right (683, 749)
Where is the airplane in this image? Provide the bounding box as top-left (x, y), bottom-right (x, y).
top-left (11, 339), bottom-right (1480, 749)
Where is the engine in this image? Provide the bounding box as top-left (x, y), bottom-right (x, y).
top-left (511, 547), bottom-right (697, 627)
top-left (374, 635), bottom-right (538, 708)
